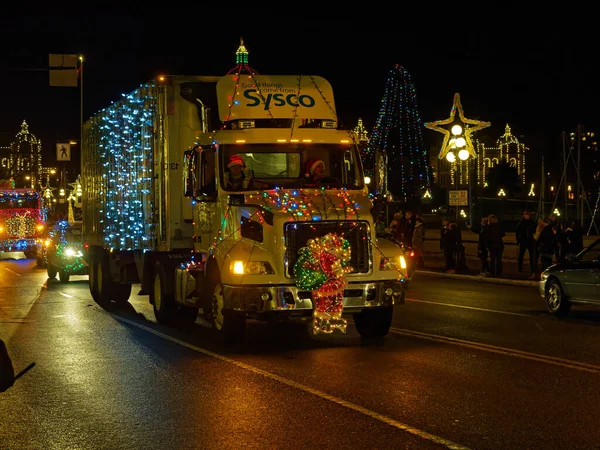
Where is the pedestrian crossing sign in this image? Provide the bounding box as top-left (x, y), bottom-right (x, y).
top-left (57, 143), bottom-right (71, 161)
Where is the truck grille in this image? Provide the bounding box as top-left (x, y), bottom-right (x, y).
top-left (4, 215), bottom-right (37, 238)
top-left (285, 221), bottom-right (370, 277)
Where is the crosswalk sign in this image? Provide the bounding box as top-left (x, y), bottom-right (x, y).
top-left (57, 143), bottom-right (71, 161)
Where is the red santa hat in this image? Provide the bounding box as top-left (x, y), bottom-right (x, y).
top-left (305, 159), bottom-right (324, 177)
top-left (227, 154), bottom-right (245, 169)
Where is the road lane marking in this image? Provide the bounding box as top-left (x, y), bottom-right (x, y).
top-left (389, 327), bottom-right (600, 374)
top-left (112, 315), bottom-right (470, 450)
top-left (3, 268), bottom-right (21, 276)
top-left (406, 297), bottom-right (532, 317)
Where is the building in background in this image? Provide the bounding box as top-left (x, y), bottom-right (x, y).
top-left (0, 145), bottom-right (10, 178)
top-left (570, 127), bottom-right (598, 194)
top-left (3, 120), bottom-right (43, 189)
top-left (476, 124), bottom-right (529, 187)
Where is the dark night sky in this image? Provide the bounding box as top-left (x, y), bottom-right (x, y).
top-left (0, 10), bottom-right (596, 171)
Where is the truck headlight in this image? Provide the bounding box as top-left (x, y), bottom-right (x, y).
top-left (230, 260), bottom-right (274, 275)
top-left (64, 247), bottom-right (83, 258)
top-left (380, 256), bottom-right (406, 271)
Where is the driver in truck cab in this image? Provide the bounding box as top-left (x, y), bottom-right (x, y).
top-left (224, 154), bottom-right (250, 190)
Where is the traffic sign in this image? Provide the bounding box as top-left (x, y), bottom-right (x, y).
top-left (57, 143), bottom-right (71, 161)
top-left (449, 190), bottom-right (468, 206)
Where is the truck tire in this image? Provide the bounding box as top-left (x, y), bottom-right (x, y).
top-left (353, 306), bottom-right (393, 339)
top-left (151, 262), bottom-right (176, 325)
top-left (95, 251), bottom-right (130, 307)
top-left (47, 264), bottom-right (57, 280)
top-left (206, 263), bottom-right (246, 344)
top-left (89, 258), bottom-right (99, 302)
top-left (112, 283), bottom-right (132, 304)
top-left (59, 270), bottom-right (70, 283)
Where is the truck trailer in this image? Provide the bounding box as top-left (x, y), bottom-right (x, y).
top-left (82, 74), bottom-right (408, 342)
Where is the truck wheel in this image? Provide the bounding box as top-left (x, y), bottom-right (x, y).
top-left (546, 279), bottom-right (571, 316)
top-left (89, 258), bottom-right (99, 302)
top-left (36, 251), bottom-right (46, 268)
top-left (112, 283), bottom-right (132, 304)
top-left (353, 306), bottom-right (393, 339)
top-left (59, 270), bottom-right (70, 283)
top-left (151, 263), bottom-right (175, 325)
top-left (178, 306), bottom-right (200, 323)
top-left (206, 264), bottom-right (246, 344)
top-left (47, 264), bottom-right (57, 280)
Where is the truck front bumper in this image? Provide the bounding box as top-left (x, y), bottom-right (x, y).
top-left (222, 280), bottom-right (406, 313)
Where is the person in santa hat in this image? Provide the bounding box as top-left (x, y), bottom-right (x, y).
top-left (225, 154), bottom-right (250, 190)
top-left (304, 159), bottom-right (325, 183)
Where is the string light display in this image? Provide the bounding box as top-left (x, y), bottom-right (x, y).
top-left (476, 124), bottom-right (528, 187)
top-left (226, 37), bottom-right (258, 75)
top-left (293, 233), bottom-right (352, 335)
top-left (83, 82), bottom-right (156, 251)
top-left (425, 93), bottom-right (490, 161)
top-left (364, 65), bottom-right (431, 201)
top-left (246, 188), bottom-right (361, 222)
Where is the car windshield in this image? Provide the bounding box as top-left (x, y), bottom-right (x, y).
top-left (220, 143), bottom-right (364, 191)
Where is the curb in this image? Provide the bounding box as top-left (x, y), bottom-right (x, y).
top-left (413, 270), bottom-right (539, 287)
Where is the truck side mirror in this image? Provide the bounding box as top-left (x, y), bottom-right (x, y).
top-left (198, 146), bottom-right (217, 200)
top-left (183, 147), bottom-right (198, 198)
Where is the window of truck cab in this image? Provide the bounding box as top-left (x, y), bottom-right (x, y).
top-left (220, 143), bottom-right (364, 191)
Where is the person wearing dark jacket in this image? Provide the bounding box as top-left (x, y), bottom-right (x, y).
top-left (515, 210), bottom-right (537, 273)
top-left (395, 211), bottom-right (415, 247)
top-left (563, 220), bottom-right (584, 257)
top-left (482, 214), bottom-right (505, 277)
top-left (537, 217), bottom-right (558, 271)
top-left (443, 222), bottom-right (461, 273)
top-left (467, 217), bottom-right (490, 275)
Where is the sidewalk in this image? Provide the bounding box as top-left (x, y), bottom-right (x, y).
top-left (413, 251), bottom-right (540, 287)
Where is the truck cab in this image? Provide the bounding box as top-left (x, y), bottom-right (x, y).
top-left (171, 75), bottom-right (408, 342)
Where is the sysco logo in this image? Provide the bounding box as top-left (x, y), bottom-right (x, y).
top-left (243, 89), bottom-right (316, 110)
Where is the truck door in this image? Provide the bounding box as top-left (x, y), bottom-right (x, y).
top-left (184, 146), bottom-right (217, 254)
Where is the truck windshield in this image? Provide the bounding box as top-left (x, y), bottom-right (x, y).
top-left (221, 143), bottom-right (364, 191)
top-left (0, 197), bottom-right (39, 209)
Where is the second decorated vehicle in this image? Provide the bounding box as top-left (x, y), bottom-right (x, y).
top-left (46, 220), bottom-right (89, 282)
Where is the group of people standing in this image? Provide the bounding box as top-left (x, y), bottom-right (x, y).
top-left (514, 211), bottom-right (584, 275)
top-left (389, 210), bottom-right (426, 268)
top-left (467, 210), bottom-right (584, 279)
top-left (466, 214), bottom-right (505, 277)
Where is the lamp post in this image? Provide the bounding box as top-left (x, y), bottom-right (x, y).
top-left (445, 125), bottom-right (471, 223)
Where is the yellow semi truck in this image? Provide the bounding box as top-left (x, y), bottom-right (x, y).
top-left (82, 74), bottom-right (408, 343)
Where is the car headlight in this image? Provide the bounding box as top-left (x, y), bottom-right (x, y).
top-left (380, 256), bottom-right (406, 271)
top-left (230, 260), bottom-right (274, 275)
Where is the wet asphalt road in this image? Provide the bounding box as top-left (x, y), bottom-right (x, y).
top-left (1, 256), bottom-right (599, 450)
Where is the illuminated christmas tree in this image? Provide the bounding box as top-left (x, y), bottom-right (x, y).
top-left (364, 64), bottom-right (431, 202)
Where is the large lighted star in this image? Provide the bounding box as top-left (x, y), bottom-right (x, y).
top-left (424, 93), bottom-right (490, 160)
